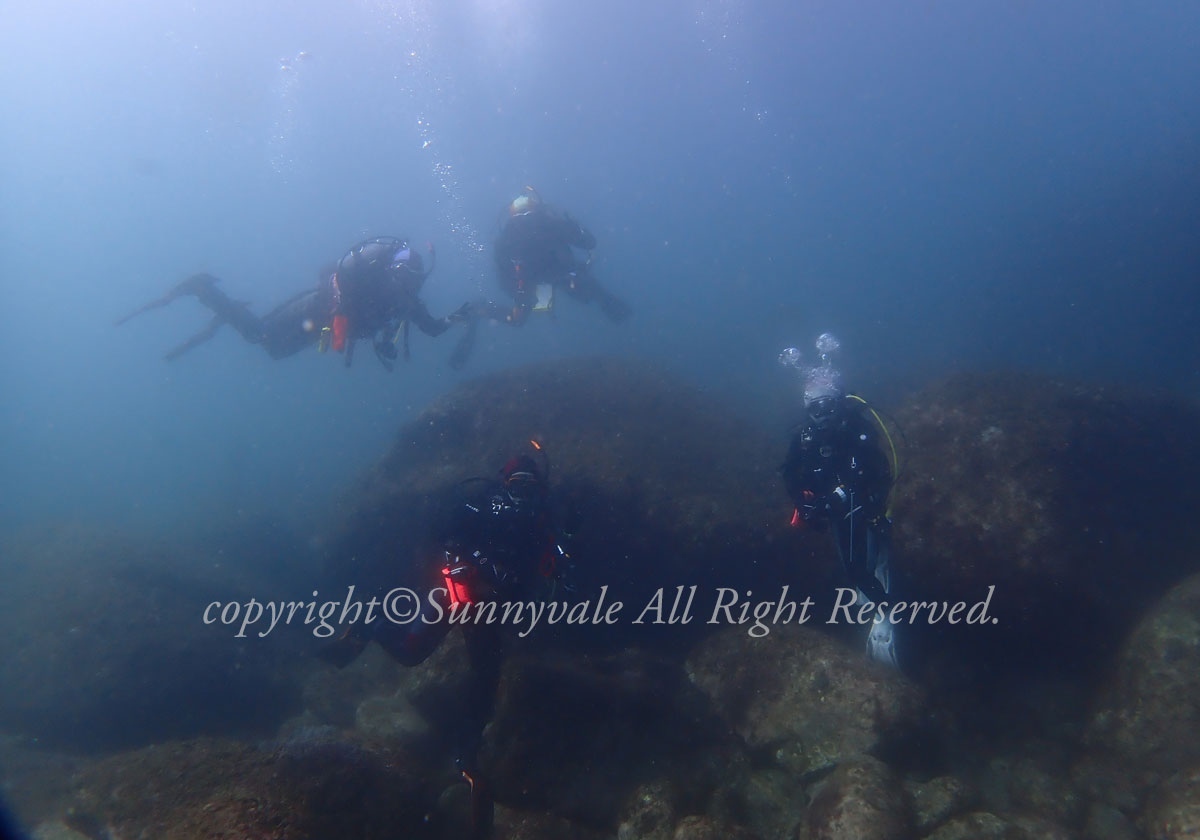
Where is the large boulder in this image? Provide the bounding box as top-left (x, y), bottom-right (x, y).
top-left (480, 649), bottom-right (745, 829)
top-left (0, 525), bottom-right (303, 751)
top-left (685, 625), bottom-right (924, 781)
top-left (1140, 768), bottom-right (1200, 840)
top-left (801, 756), bottom-right (913, 840)
top-left (1086, 571), bottom-right (1200, 778)
top-left (494, 804), bottom-right (612, 840)
top-left (55, 733), bottom-right (428, 840)
top-left (889, 373), bottom-right (1200, 668)
top-left (921, 811), bottom-right (1075, 840)
top-left (905, 775), bottom-right (976, 835)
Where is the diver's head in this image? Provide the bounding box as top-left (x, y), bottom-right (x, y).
top-left (500, 454), bottom-right (545, 506)
top-left (805, 394), bottom-right (845, 429)
top-left (509, 189), bottom-right (541, 217)
top-left (803, 359), bottom-right (845, 428)
top-left (390, 242), bottom-right (426, 292)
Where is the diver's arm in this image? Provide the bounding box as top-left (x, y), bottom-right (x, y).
top-left (780, 433), bottom-right (813, 507)
top-left (557, 209), bottom-right (596, 251)
top-left (409, 299), bottom-right (452, 338)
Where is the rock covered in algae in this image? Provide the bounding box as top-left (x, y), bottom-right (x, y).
top-left (1086, 571), bottom-right (1200, 777)
top-left (685, 624), bottom-right (923, 779)
top-left (890, 373), bottom-right (1200, 664)
top-left (0, 524), bottom-right (301, 752)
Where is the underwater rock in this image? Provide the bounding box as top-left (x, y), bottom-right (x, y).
top-left (920, 810), bottom-right (1074, 840)
top-left (890, 373), bottom-right (1200, 667)
top-left (30, 823), bottom-right (90, 840)
top-left (299, 629), bottom-right (473, 742)
top-left (1140, 768), bottom-right (1200, 840)
top-left (386, 630), bottom-right (475, 732)
top-left (972, 743), bottom-right (1088, 831)
top-left (736, 765), bottom-right (810, 840)
top-left (0, 735), bottom-right (85, 830)
top-left (672, 814), bottom-right (760, 839)
top-left (1086, 571), bottom-right (1200, 777)
top-left (481, 648), bottom-right (745, 828)
top-left (493, 804), bottom-right (612, 840)
top-left (0, 524), bottom-right (302, 752)
top-left (801, 756), bottom-right (912, 840)
top-left (685, 624), bottom-right (923, 779)
top-left (1082, 801), bottom-right (1140, 840)
top-left (1006, 754), bottom-right (1086, 828)
top-left (615, 782), bottom-right (762, 840)
top-left (299, 640), bottom-right (409, 727)
top-left (617, 781), bottom-right (677, 840)
top-left (325, 358), bottom-right (808, 650)
top-left (59, 734), bottom-right (427, 840)
top-left (354, 693), bottom-right (432, 749)
top-left (904, 775), bottom-right (976, 834)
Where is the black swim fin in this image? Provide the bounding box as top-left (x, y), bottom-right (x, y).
top-left (114, 273), bottom-right (220, 326)
top-left (164, 315), bottom-right (224, 361)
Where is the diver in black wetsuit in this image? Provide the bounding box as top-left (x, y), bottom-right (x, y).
top-left (484, 188), bottom-right (632, 326)
top-left (322, 446), bottom-right (574, 838)
top-left (116, 237), bottom-right (469, 368)
top-left (779, 334), bottom-right (901, 668)
top-left (445, 190), bottom-right (632, 368)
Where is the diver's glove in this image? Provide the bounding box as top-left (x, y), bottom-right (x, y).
top-left (791, 490), bottom-right (829, 531)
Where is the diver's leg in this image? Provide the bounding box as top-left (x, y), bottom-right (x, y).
top-left (458, 624), bottom-right (501, 839)
top-left (869, 518), bottom-right (893, 594)
top-left (176, 275), bottom-right (270, 345)
top-left (834, 507), bottom-right (898, 667)
top-left (257, 290), bottom-right (325, 359)
top-left (164, 316), bottom-right (224, 361)
top-left (562, 267), bottom-right (631, 323)
top-left (114, 273), bottom-right (227, 326)
top-left (864, 519), bottom-right (899, 668)
top-left (460, 624), bottom-right (503, 762)
top-left (117, 272), bottom-right (271, 351)
top-left (836, 504), bottom-right (887, 607)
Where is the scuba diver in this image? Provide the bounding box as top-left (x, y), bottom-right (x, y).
top-left (779, 334), bottom-right (902, 668)
top-left (488, 187), bottom-right (632, 326)
top-left (321, 442), bottom-right (575, 838)
top-left (444, 189), bottom-right (632, 368)
top-left (116, 237), bottom-right (470, 369)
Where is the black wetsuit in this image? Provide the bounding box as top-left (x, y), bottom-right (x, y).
top-left (781, 398), bottom-right (894, 605)
top-left (492, 206), bottom-right (630, 324)
top-left (372, 476), bottom-right (567, 763)
top-left (329, 237), bottom-right (451, 364)
top-left (124, 237), bottom-right (454, 366)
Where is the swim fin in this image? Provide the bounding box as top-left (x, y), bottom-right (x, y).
top-left (114, 273), bottom-right (220, 326)
top-left (867, 620), bottom-right (899, 669)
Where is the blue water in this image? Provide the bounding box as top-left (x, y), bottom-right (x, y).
top-left (2, 0), bottom-right (1198, 532)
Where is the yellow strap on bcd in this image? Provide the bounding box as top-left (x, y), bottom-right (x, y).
top-left (847, 393), bottom-right (899, 518)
